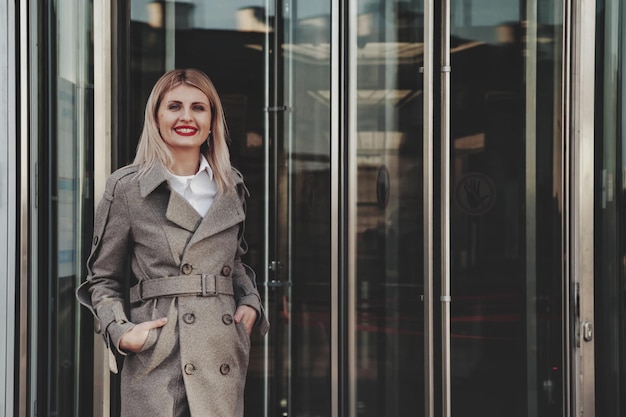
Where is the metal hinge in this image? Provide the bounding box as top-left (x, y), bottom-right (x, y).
top-left (269, 260), bottom-right (282, 272)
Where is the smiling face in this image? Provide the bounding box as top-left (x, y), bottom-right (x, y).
top-left (156, 83), bottom-right (213, 154)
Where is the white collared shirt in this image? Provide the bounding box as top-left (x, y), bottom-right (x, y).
top-left (166, 155), bottom-right (217, 216)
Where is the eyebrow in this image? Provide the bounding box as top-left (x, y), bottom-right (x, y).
top-left (166, 99), bottom-right (210, 105)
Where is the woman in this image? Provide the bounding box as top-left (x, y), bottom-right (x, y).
top-left (77, 68), bottom-right (269, 417)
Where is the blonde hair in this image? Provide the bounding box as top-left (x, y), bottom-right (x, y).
top-left (133, 68), bottom-right (235, 194)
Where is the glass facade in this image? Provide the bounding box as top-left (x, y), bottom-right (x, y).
top-left (0, 0), bottom-right (619, 416)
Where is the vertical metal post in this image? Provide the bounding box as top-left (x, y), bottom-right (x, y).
top-left (423, 0), bottom-right (435, 416)
top-left (262, 0), bottom-right (270, 415)
top-left (561, 1), bottom-right (573, 415)
top-left (2, 1), bottom-right (17, 416)
top-left (93, 1), bottom-right (112, 416)
top-left (525, 1), bottom-right (538, 416)
top-left (347, 0), bottom-right (358, 416)
top-left (164, 0), bottom-right (176, 71)
top-left (18, 1), bottom-right (30, 416)
top-left (440, 0), bottom-right (452, 416)
top-left (331, 0), bottom-right (341, 416)
top-left (569, 0), bottom-right (596, 415)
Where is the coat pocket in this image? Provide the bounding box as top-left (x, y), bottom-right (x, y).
top-left (235, 320), bottom-right (251, 353)
top-left (138, 327), bottom-right (159, 353)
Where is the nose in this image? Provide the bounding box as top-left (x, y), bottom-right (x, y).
top-left (180, 106), bottom-right (192, 121)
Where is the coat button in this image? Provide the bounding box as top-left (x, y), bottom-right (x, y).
top-left (221, 265), bottom-right (232, 276)
top-left (93, 236), bottom-right (99, 245)
top-left (183, 313), bottom-right (195, 324)
top-left (184, 363), bottom-right (196, 375)
top-left (220, 363), bottom-right (230, 375)
top-left (182, 263), bottom-right (193, 275)
top-left (222, 314), bottom-right (233, 325)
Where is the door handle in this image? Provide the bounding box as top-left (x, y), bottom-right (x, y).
top-left (582, 322), bottom-right (593, 342)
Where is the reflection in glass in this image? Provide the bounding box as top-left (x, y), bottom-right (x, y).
top-left (449, 1), bottom-right (564, 416)
top-left (280, 4), bottom-right (332, 417)
top-left (39, 1), bottom-right (94, 416)
top-left (594, 1), bottom-right (626, 416)
top-left (354, 2), bottom-right (425, 416)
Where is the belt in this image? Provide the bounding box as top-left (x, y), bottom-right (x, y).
top-left (129, 274), bottom-right (234, 303)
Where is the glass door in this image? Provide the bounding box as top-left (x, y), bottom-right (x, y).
top-left (124, 1), bottom-right (333, 416)
top-left (36, 1), bottom-right (95, 416)
top-left (349, 0), bottom-right (567, 415)
top-left (351, 1), bottom-right (426, 416)
top-left (258, 2), bottom-right (334, 416)
top-left (445, 0), bottom-right (565, 416)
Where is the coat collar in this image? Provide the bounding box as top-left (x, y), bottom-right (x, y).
top-left (139, 162), bottom-right (168, 198)
top-left (138, 161), bottom-right (244, 198)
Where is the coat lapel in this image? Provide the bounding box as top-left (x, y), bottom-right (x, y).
top-left (139, 163), bottom-right (246, 262)
top-left (139, 163), bottom-right (199, 265)
top-left (186, 187), bottom-right (245, 248)
top-left (139, 162), bottom-right (202, 232)
top-left (165, 190), bottom-right (203, 232)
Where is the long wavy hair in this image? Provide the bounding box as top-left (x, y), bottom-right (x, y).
top-left (133, 68), bottom-right (235, 194)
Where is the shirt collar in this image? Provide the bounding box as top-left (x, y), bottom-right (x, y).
top-left (166, 155), bottom-right (213, 193)
top-left (139, 156), bottom-right (242, 197)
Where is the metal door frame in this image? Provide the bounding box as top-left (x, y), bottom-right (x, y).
top-left (566, 0), bottom-right (596, 416)
top-left (92, 1), bottom-right (113, 416)
top-left (2, 1), bottom-right (17, 416)
top-left (423, 0), bottom-right (436, 416)
top-left (331, 1), bottom-right (343, 417)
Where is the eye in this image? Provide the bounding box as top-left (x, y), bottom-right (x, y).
top-left (193, 104), bottom-right (206, 111)
top-left (168, 103), bottom-right (181, 110)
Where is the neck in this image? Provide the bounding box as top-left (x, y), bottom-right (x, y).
top-left (169, 149), bottom-right (201, 176)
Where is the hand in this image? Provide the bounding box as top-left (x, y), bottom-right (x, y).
top-left (119, 317), bottom-right (168, 353)
top-left (234, 305), bottom-right (258, 336)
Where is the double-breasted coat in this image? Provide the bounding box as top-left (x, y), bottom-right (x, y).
top-left (77, 162), bottom-right (269, 417)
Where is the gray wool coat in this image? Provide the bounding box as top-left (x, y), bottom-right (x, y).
top-left (76, 162), bottom-right (269, 417)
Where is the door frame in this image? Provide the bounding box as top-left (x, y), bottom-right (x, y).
top-left (92, 0), bottom-right (113, 416)
top-left (566, 0), bottom-right (596, 415)
top-left (4, 1), bottom-right (18, 416)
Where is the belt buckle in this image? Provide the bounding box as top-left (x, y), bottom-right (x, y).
top-left (201, 274), bottom-right (218, 297)
top-left (136, 280), bottom-right (145, 303)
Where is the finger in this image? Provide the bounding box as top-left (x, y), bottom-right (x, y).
top-left (144, 317), bottom-right (168, 330)
top-left (244, 315), bottom-right (259, 334)
top-left (233, 305), bottom-right (251, 322)
top-left (236, 309), bottom-right (257, 324)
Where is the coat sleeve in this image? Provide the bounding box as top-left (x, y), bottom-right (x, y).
top-left (76, 172), bottom-right (136, 372)
top-left (232, 179), bottom-right (270, 335)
